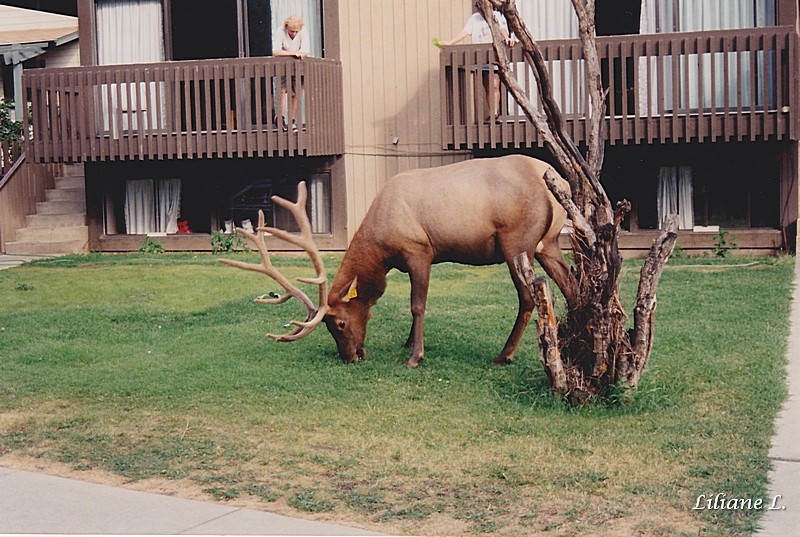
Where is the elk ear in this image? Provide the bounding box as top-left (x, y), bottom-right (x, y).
top-left (340, 277), bottom-right (358, 302)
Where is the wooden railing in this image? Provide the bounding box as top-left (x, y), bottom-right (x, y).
top-left (1, 138), bottom-right (22, 177)
top-left (441, 26), bottom-right (798, 149)
top-left (22, 56), bottom-right (345, 162)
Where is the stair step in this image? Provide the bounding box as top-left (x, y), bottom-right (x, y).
top-left (60, 164), bottom-right (85, 177)
top-left (11, 163), bottom-right (88, 256)
top-left (35, 200), bottom-right (87, 215)
top-left (26, 213), bottom-right (86, 228)
top-left (55, 176), bottom-right (85, 189)
top-left (15, 225), bottom-right (88, 242)
top-left (4, 238), bottom-right (88, 256)
top-left (45, 187), bottom-right (86, 202)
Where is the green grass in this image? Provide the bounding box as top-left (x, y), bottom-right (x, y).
top-left (0, 252), bottom-right (794, 536)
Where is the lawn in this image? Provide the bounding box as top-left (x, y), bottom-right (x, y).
top-left (0, 252), bottom-right (794, 536)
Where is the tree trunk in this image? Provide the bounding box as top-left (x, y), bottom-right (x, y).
top-left (481, 0), bottom-right (678, 403)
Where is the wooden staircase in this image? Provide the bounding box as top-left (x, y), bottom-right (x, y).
top-left (4, 166), bottom-right (88, 255)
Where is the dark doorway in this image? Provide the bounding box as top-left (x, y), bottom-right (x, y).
top-left (170, 0), bottom-right (239, 60)
top-left (246, 0), bottom-right (272, 57)
top-left (596, 0), bottom-right (641, 37)
top-left (596, 0), bottom-right (642, 117)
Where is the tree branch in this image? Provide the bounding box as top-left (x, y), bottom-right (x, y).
top-left (512, 253), bottom-right (569, 397)
top-left (543, 168), bottom-right (596, 248)
top-left (624, 215), bottom-right (679, 388)
top-left (570, 0), bottom-right (606, 179)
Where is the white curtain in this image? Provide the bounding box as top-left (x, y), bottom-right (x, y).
top-left (271, 0), bottom-right (322, 57)
top-left (96, 0), bottom-right (166, 133)
top-left (96, 0), bottom-right (164, 65)
top-left (156, 178), bottom-right (182, 234)
top-left (125, 179), bottom-right (156, 235)
top-left (517, 1), bottom-right (584, 115)
top-left (640, 0), bottom-right (776, 114)
top-left (308, 174), bottom-right (330, 234)
top-left (657, 166), bottom-right (694, 230)
top-left (518, 1), bottom-right (579, 41)
top-left (125, 178), bottom-right (181, 234)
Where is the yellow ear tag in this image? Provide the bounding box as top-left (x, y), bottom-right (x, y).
top-left (347, 287), bottom-right (358, 300)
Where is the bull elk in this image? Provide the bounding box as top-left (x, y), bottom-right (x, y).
top-left (221, 154), bottom-right (577, 367)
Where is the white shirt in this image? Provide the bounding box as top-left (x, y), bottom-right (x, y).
top-left (462, 11), bottom-right (509, 44)
top-left (273, 26), bottom-right (310, 55)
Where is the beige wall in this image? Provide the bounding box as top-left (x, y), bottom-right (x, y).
top-left (338, 0), bottom-right (474, 239)
top-left (42, 40), bottom-right (80, 69)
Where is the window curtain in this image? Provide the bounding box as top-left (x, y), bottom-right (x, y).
top-left (270, 0), bottom-right (322, 57)
top-left (518, 1), bottom-right (579, 41)
top-left (639, 0), bottom-right (776, 114)
top-left (308, 174), bottom-right (330, 234)
top-left (96, 0), bottom-right (166, 133)
top-left (125, 180), bottom-right (156, 235)
top-left (96, 0), bottom-right (165, 65)
top-left (657, 166), bottom-right (694, 230)
top-left (517, 1), bottom-right (584, 115)
top-left (125, 178), bottom-right (181, 234)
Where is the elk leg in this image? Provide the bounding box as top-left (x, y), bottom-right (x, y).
top-left (535, 237), bottom-right (577, 309)
top-left (495, 250), bottom-right (536, 365)
top-left (404, 258), bottom-right (432, 368)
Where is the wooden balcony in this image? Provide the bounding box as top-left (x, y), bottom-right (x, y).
top-left (441, 27), bottom-right (799, 149)
top-left (22, 56), bottom-right (344, 162)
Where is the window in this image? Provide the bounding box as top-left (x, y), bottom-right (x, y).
top-left (643, 0), bottom-right (776, 33)
top-left (96, 0), bottom-right (165, 65)
top-left (657, 166), bottom-right (694, 230)
top-left (168, 0), bottom-right (322, 61)
top-left (637, 151), bottom-right (780, 231)
top-left (124, 178), bottom-right (182, 234)
top-left (231, 173), bottom-right (331, 235)
top-left (640, 0), bottom-right (778, 112)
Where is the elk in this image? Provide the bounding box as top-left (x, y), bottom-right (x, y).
top-left (220, 155), bottom-right (577, 367)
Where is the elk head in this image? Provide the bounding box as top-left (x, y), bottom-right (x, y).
top-left (323, 276), bottom-right (370, 362)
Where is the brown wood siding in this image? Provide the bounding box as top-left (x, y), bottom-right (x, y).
top-left (441, 27), bottom-right (799, 150)
top-left (22, 56), bottom-right (345, 162)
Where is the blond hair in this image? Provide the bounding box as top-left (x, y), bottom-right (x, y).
top-left (284, 15), bottom-right (304, 31)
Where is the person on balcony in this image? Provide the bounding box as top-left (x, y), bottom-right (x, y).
top-left (441, 8), bottom-right (515, 122)
top-left (273, 15), bottom-right (310, 133)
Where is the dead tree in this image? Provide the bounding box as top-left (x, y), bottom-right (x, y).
top-left (480, 0), bottom-right (678, 403)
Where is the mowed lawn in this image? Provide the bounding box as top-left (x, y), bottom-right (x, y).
top-left (0, 253), bottom-right (794, 536)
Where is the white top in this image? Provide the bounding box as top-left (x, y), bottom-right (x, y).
top-left (272, 25), bottom-right (310, 55)
top-left (462, 11), bottom-right (509, 44)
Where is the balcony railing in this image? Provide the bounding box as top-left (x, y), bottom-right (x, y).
top-left (23, 56), bottom-right (344, 162)
top-left (441, 26), bottom-right (798, 149)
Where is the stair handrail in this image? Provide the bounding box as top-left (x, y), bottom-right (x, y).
top-left (0, 148), bottom-right (26, 191)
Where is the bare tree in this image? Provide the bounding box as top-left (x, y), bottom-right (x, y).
top-left (479, 0), bottom-right (678, 403)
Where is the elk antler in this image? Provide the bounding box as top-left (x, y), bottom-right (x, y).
top-left (218, 182), bottom-right (328, 341)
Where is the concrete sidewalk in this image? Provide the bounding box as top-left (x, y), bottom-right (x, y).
top-left (0, 254), bottom-right (49, 270)
top-left (757, 257), bottom-right (800, 536)
top-left (0, 466), bottom-right (382, 535)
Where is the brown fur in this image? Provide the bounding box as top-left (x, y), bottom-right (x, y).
top-left (323, 155), bottom-right (577, 367)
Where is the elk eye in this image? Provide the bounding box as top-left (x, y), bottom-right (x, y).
top-left (337, 320), bottom-right (346, 330)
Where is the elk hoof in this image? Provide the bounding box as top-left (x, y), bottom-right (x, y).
top-left (406, 355), bottom-right (424, 368)
top-left (493, 355), bottom-right (513, 366)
